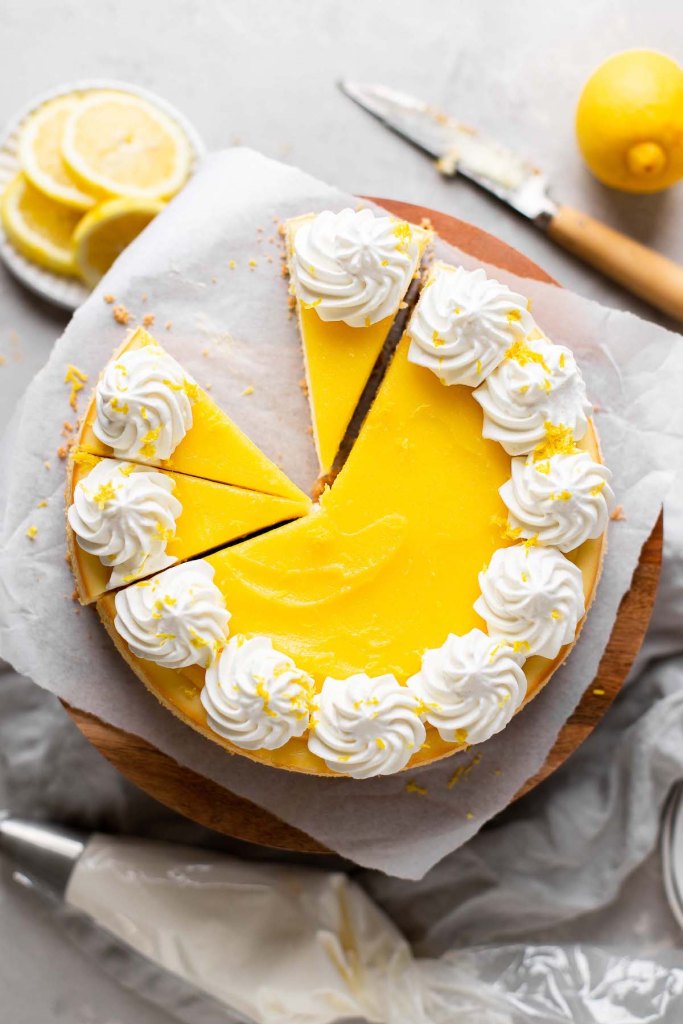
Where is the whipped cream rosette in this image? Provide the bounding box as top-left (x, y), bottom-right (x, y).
top-left (114, 560), bottom-right (230, 669)
top-left (308, 674), bottom-right (426, 779)
top-left (407, 263), bottom-right (533, 387)
top-left (201, 635), bottom-right (314, 751)
top-left (408, 628), bottom-right (527, 745)
top-left (68, 459), bottom-right (181, 587)
top-left (501, 451), bottom-right (615, 552)
top-left (475, 544), bottom-right (586, 659)
top-left (94, 342), bottom-right (195, 461)
top-left (290, 207), bottom-right (419, 327)
top-left (473, 333), bottom-right (592, 456)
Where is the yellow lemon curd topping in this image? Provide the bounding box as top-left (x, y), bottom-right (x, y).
top-left (207, 335), bottom-right (512, 682)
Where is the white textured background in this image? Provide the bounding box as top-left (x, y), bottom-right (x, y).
top-left (1, 1), bottom-right (682, 1020)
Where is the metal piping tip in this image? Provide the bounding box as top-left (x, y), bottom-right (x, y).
top-left (0, 815), bottom-right (88, 899)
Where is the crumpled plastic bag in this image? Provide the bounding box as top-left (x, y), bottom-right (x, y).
top-left (41, 835), bottom-right (683, 1024)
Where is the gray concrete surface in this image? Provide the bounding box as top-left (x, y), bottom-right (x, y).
top-left (0, 1), bottom-right (681, 1020)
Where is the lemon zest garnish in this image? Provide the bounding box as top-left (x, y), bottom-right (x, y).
top-left (550, 609), bottom-right (562, 621)
top-left (26, 525), bottom-right (38, 540)
top-left (512, 640), bottom-right (531, 654)
top-left (71, 450), bottom-right (99, 468)
top-left (405, 779), bottom-right (427, 796)
top-left (110, 396), bottom-right (129, 414)
top-left (507, 308), bottom-right (522, 322)
top-left (64, 365), bottom-right (88, 410)
top-left (392, 221), bottom-right (413, 253)
top-left (532, 422), bottom-right (578, 462)
top-left (302, 298), bottom-right (322, 310)
top-left (255, 680), bottom-right (278, 717)
top-left (140, 427), bottom-right (160, 459)
top-left (505, 338), bottom-right (550, 372)
top-left (376, 737), bottom-right (386, 750)
top-left (93, 482), bottom-right (117, 508)
top-left (591, 481), bottom-right (606, 496)
top-left (432, 329), bottom-right (444, 348)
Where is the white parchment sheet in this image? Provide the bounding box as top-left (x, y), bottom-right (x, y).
top-left (0, 149), bottom-right (680, 879)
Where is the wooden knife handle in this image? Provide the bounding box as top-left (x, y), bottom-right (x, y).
top-left (547, 204), bottom-right (683, 323)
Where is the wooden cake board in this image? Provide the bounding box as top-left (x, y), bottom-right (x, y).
top-left (65, 199), bottom-right (664, 855)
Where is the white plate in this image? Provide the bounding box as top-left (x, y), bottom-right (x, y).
top-left (0, 79), bottom-right (206, 312)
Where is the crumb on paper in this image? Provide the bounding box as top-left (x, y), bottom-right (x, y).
top-left (71, 588), bottom-right (79, 602)
top-left (257, 225), bottom-right (263, 233)
top-left (0, 355), bottom-right (5, 366)
top-left (277, 223), bottom-right (286, 237)
top-left (405, 779), bottom-right (427, 796)
top-left (228, 260), bottom-right (236, 269)
top-left (113, 304), bottom-right (132, 325)
top-left (306, 425), bottom-right (313, 436)
top-left (610, 505), bottom-right (626, 521)
top-left (298, 378), bottom-right (308, 397)
top-left (593, 403), bottom-right (602, 413)
top-left (420, 216), bottom-right (434, 230)
top-left (36, 499), bottom-right (48, 509)
top-left (266, 254), bottom-right (273, 264)
top-left (25, 525), bottom-right (37, 540)
top-left (201, 347), bottom-right (210, 357)
top-left (64, 364), bottom-right (88, 410)
top-left (248, 259), bottom-right (258, 270)
top-left (141, 293), bottom-right (148, 303)
top-left (142, 313), bottom-right (155, 328)
top-left (44, 461), bottom-right (51, 471)
top-left (165, 320), bottom-right (173, 331)
top-left (593, 687), bottom-right (606, 696)
top-left (241, 385), bottom-right (255, 397)
top-left (103, 294), bottom-right (115, 304)
top-left (57, 445), bottom-right (69, 460)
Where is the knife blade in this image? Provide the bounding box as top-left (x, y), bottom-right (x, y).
top-left (339, 79), bottom-right (683, 324)
top-left (339, 80), bottom-right (557, 225)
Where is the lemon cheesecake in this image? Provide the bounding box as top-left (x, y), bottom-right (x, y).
top-left (84, 247), bottom-right (614, 780)
top-left (67, 453), bottom-right (310, 604)
top-left (287, 209), bottom-right (432, 474)
top-left (77, 327), bottom-right (307, 502)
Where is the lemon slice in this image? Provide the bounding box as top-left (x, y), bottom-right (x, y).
top-left (73, 197), bottom-right (164, 285)
top-left (62, 91), bottom-right (192, 201)
top-left (1, 173), bottom-right (81, 276)
top-left (19, 95), bottom-right (97, 211)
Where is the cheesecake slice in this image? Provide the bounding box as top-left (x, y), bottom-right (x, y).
top-left (78, 327), bottom-right (308, 503)
top-left (67, 453), bottom-right (310, 604)
top-left (286, 209), bottom-right (432, 474)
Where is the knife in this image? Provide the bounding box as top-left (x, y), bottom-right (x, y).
top-left (340, 80), bottom-right (683, 323)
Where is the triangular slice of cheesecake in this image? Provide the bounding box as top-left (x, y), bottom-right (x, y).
top-left (77, 327), bottom-right (308, 503)
top-left (67, 453), bottom-right (310, 604)
top-left (286, 209), bottom-right (432, 474)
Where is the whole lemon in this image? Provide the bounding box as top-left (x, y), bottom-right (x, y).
top-left (576, 50), bottom-right (683, 193)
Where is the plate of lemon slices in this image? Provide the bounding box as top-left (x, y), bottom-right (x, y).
top-left (0, 80), bottom-right (205, 310)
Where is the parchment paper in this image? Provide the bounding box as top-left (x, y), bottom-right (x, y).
top-left (0, 148), bottom-right (679, 880)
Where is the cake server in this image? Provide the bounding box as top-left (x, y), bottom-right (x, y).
top-left (339, 80), bottom-right (683, 323)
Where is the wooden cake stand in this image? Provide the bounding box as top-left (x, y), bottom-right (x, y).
top-left (65, 200), bottom-right (663, 855)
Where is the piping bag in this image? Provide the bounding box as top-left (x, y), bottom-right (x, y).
top-left (3, 814), bottom-right (683, 1024)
